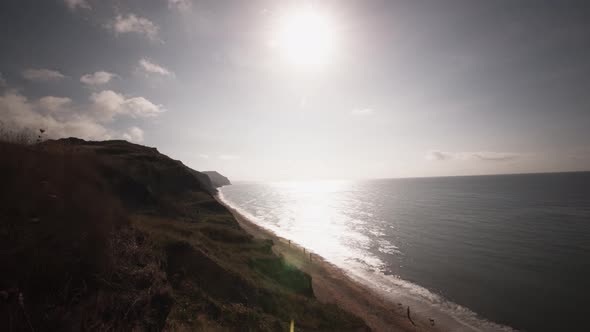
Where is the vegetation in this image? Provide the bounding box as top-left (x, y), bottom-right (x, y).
top-left (0, 136), bottom-right (368, 331)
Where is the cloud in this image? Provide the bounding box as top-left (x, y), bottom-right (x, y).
top-left (0, 90), bottom-right (159, 143)
top-left (89, 90), bottom-right (124, 120)
top-left (426, 150), bottom-right (522, 162)
top-left (38, 96), bottom-right (72, 112)
top-left (426, 150), bottom-right (454, 161)
top-left (351, 108), bottom-right (374, 116)
top-left (22, 69), bottom-right (65, 82)
top-left (122, 126), bottom-right (144, 143)
top-left (80, 71), bottom-right (116, 85)
top-left (124, 96), bottom-right (164, 117)
top-left (198, 154), bottom-right (209, 159)
top-left (168, 0), bottom-right (191, 11)
top-left (139, 59), bottom-right (174, 77)
top-left (63, 0), bottom-right (91, 10)
top-left (109, 14), bottom-right (159, 41)
top-left (90, 90), bottom-right (164, 121)
top-left (219, 154), bottom-right (239, 160)
top-left (0, 91), bottom-right (110, 141)
top-left (470, 152), bottom-right (521, 161)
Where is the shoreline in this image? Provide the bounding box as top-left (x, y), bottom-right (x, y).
top-left (217, 195), bottom-right (442, 332)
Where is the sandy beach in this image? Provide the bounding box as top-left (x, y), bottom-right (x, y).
top-left (218, 197), bottom-right (444, 332)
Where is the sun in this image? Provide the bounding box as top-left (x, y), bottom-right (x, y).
top-left (272, 7), bottom-right (337, 69)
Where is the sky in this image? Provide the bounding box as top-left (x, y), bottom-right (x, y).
top-left (1, 0), bottom-right (590, 181)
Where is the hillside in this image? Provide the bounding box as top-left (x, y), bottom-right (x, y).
top-left (203, 171), bottom-right (232, 188)
top-left (0, 139), bottom-right (368, 331)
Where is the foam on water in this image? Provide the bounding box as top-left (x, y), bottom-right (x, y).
top-left (218, 188), bottom-right (516, 332)
top-left (219, 174), bottom-right (590, 331)
top-left (340, 259), bottom-right (516, 332)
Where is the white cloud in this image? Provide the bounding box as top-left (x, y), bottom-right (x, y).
top-left (109, 14), bottom-right (159, 41)
top-left (0, 90), bottom-right (158, 142)
top-left (219, 154), bottom-right (239, 160)
top-left (426, 150), bottom-right (454, 161)
top-left (168, 0), bottom-right (191, 11)
top-left (124, 96), bottom-right (164, 117)
top-left (426, 150), bottom-right (522, 162)
top-left (89, 90), bottom-right (124, 120)
top-left (469, 152), bottom-right (521, 161)
top-left (22, 69), bottom-right (65, 82)
top-left (38, 96), bottom-right (72, 112)
top-left (0, 91), bottom-right (110, 141)
top-left (122, 126), bottom-right (144, 143)
top-left (90, 90), bottom-right (164, 121)
top-left (139, 59), bottom-right (174, 77)
top-left (198, 154), bottom-right (209, 159)
top-left (63, 0), bottom-right (91, 10)
top-left (351, 108), bottom-right (374, 116)
top-left (80, 71), bottom-right (116, 85)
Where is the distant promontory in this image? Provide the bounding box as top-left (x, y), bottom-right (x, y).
top-left (203, 171), bottom-right (231, 188)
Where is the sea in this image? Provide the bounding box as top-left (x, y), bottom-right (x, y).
top-left (218, 172), bottom-right (590, 332)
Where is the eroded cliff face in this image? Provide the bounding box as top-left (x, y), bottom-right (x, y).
top-left (203, 170), bottom-right (232, 188)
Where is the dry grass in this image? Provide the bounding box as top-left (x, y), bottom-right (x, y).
top-left (0, 136), bottom-right (368, 331)
top-left (0, 124), bottom-right (45, 145)
top-left (0, 141), bottom-right (172, 331)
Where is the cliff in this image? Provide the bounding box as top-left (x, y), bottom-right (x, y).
top-left (0, 139), bottom-right (368, 331)
top-left (203, 171), bottom-right (232, 188)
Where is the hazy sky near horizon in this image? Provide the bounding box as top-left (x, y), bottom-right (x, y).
top-left (1, 0), bottom-right (590, 181)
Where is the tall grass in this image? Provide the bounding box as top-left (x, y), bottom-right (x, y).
top-left (0, 140), bottom-right (173, 330)
top-left (0, 123), bottom-right (46, 145)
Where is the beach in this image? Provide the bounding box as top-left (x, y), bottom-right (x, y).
top-left (218, 197), bottom-right (442, 332)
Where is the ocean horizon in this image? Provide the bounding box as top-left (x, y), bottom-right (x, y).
top-left (219, 171), bottom-right (590, 332)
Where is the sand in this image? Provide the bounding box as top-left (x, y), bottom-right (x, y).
top-left (218, 198), bottom-right (445, 332)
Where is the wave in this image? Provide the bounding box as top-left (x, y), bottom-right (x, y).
top-left (218, 188), bottom-right (517, 332)
top-left (342, 260), bottom-right (516, 332)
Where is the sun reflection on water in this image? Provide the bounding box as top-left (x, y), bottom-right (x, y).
top-left (266, 180), bottom-right (375, 267)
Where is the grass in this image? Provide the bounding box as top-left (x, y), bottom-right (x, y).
top-left (133, 205), bottom-right (367, 331)
top-left (0, 124), bottom-right (44, 145)
top-left (0, 137), bottom-right (368, 331)
top-left (0, 140), bottom-right (173, 331)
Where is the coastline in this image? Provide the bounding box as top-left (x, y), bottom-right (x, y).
top-left (217, 195), bottom-right (442, 332)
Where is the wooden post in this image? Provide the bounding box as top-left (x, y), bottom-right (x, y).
top-left (309, 252), bottom-right (312, 261)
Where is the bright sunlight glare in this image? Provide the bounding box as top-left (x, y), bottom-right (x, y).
top-left (273, 7), bottom-right (337, 69)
